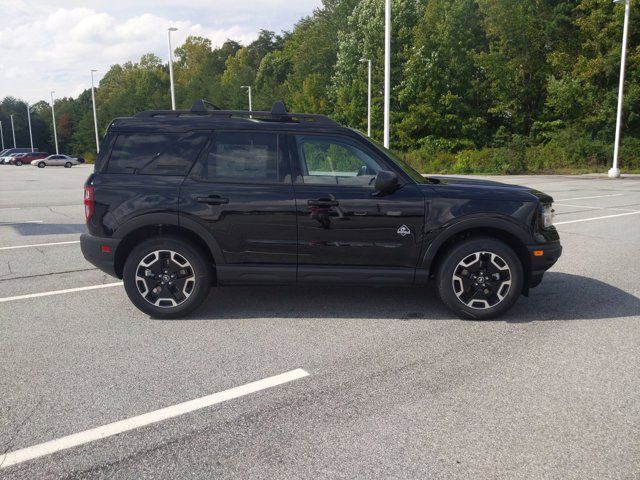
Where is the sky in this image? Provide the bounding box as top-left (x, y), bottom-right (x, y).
top-left (0, 0), bottom-right (323, 104)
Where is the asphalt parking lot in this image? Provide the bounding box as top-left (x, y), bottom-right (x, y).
top-left (1, 165), bottom-right (639, 479)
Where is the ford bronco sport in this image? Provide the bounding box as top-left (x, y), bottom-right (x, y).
top-left (81, 101), bottom-right (562, 319)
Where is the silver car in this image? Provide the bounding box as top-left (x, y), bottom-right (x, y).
top-left (31, 154), bottom-right (79, 168)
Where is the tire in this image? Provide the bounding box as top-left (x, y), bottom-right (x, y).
top-left (437, 237), bottom-right (524, 320)
top-left (64, 162), bottom-right (72, 168)
top-left (38, 162), bottom-right (45, 168)
top-left (15, 160), bottom-right (22, 166)
top-left (123, 236), bottom-right (213, 319)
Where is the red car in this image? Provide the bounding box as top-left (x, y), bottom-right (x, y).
top-left (11, 152), bottom-right (48, 166)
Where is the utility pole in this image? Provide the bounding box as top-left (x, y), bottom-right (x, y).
top-left (91, 69), bottom-right (100, 153)
top-left (610, 0), bottom-right (631, 178)
top-left (383, 0), bottom-right (391, 148)
top-left (27, 103), bottom-right (34, 152)
top-left (10, 114), bottom-right (16, 148)
top-left (360, 59), bottom-right (372, 137)
top-left (168, 27), bottom-right (178, 110)
top-left (0, 121), bottom-right (4, 150)
top-left (51, 91), bottom-right (59, 154)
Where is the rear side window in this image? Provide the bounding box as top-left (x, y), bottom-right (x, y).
top-left (200, 132), bottom-right (285, 184)
top-left (106, 132), bottom-right (207, 175)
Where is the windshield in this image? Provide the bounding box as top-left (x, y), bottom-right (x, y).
top-left (354, 132), bottom-right (428, 184)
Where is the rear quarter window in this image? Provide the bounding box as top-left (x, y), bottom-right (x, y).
top-left (106, 132), bottom-right (208, 175)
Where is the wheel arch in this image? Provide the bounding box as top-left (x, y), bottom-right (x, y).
top-left (423, 219), bottom-right (532, 294)
top-left (113, 215), bottom-right (223, 281)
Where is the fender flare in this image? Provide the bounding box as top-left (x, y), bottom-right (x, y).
top-left (113, 212), bottom-right (225, 264)
top-left (421, 215), bottom-right (532, 271)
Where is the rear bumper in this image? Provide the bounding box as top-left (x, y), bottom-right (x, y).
top-left (80, 233), bottom-right (121, 278)
top-left (528, 241), bottom-right (562, 288)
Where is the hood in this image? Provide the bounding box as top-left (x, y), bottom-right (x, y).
top-left (424, 175), bottom-right (554, 204)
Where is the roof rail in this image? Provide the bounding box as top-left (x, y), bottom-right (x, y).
top-left (135, 100), bottom-right (339, 127)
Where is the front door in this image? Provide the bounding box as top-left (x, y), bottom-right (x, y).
top-left (180, 131), bottom-right (298, 284)
top-left (290, 133), bottom-right (426, 284)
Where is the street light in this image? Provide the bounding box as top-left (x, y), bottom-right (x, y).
top-left (240, 85), bottom-right (253, 112)
top-left (50, 91), bottom-right (59, 155)
top-left (383, 0), bottom-right (391, 148)
top-left (0, 121), bottom-right (4, 150)
top-left (90, 69), bottom-right (100, 154)
top-left (168, 27), bottom-right (178, 110)
top-left (360, 58), bottom-right (372, 137)
top-left (10, 114), bottom-right (16, 148)
top-left (26, 103), bottom-right (34, 152)
top-left (610, 0), bottom-right (631, 178)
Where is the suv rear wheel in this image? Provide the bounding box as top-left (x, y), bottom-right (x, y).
top-left (437, 237), bottom-right (523, 320)
top-left (123, 236), bottom-right (213, 318)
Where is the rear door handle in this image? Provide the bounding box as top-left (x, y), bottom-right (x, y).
top-left (308, 199), bottom-right (339, 207)
top-left (196, 195), bottom-right (229, 205)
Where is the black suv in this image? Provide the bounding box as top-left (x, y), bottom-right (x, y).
top-left (81, 101), bottom-right (561, 320)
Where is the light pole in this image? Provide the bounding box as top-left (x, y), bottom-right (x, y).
top-left (240, 85), bottom-right (253, 111)
top-left (26, 103), bottom-right (34, 152)
top-left (168, 27), bottom-right (178, 110)
top-left (50, 91), bottom-right (59, 154)
top-left (610, 0), bottom-right (631, 178)
top-left (360, 58), bottom-right (372, 137)
top-left (10, 114), bottom-right (16, 148)
top-left (0, 121), bottom-right (4, 150)
top-left (90, 69), bottom-right (100, 154)
top-left (383, 0), bottom-right (391, 148)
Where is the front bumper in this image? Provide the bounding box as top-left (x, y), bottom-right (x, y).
top-left (528, 241), bottom-right (562, 288)
top-left (80, 233), bottom-right (121, 278)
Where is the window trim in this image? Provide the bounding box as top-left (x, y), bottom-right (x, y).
top-left (288, 132), bottom-right (402, 188)
top-left (102, 130), bottom-right (209, 176)
top-left (188, 130), bottom-right (293, 186)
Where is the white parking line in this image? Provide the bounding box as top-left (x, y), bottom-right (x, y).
top-left (0, 221), bottom-right (43, 226)
top-left (555, 193), bottom-right (624, 201)
top-left (0, 368), bottom-right (310, 469)
top-left (0, 282), bottom-right (123, 303)
top-left (555, 203), bottom-right (640, 212)
top-left (0, 240), bottom-right (80, 251)
top-left (555, 210), bottom-right (640, 225)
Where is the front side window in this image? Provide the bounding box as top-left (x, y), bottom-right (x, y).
top-left (107, 132), bottom-right (207, 175)
top-left (200, 132), bottom-right (285, 184)
top-left (294, 135), bottom-right (383, 186)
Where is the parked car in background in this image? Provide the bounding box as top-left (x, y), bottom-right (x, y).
top-left (11, 151), bottom-right (48, 165)
top-left (32, 154), bottom-right (79, 168)
top-left (0, 148), bottom-right (35, 164)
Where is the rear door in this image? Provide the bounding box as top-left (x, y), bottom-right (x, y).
top-left (179, 130), bottom-right (298, 284)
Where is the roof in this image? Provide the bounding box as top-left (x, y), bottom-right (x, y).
top-left (109, 100), bottom-right (344, 133)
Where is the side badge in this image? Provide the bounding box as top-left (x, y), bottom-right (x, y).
top-left (397, 225), bottom-right (411, 237)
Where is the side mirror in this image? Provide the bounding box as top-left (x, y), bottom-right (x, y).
top-left (373, 170), bottom-right (399, 196)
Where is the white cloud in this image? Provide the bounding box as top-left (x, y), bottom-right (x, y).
top-left (0, 1), bottom-right (321, 103)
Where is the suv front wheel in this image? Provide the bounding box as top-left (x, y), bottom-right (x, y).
top-left (123, 236), bottom-right (213, 318)
top-left (437, 237), bottom-right (523, 320)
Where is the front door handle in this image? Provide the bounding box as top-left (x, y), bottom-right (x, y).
top-left (196, 195), bottom-right (229, 205)
top-left (308, 199), bottom-right (339, 207)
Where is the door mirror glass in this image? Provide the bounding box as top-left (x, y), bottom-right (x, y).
top-left (373, 170), bottom-right (399, 195)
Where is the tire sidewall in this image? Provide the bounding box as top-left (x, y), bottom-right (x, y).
top-left (65, 162), bottom-right (72, 168)
top-left (123, 236), bottom-right (212, 319)
top-left (437, 238), bottom-right (524, 320)
top-left (38, 162), bottom-right (45, 168)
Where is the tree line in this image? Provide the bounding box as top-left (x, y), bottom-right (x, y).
top-left (1, 0), bottom-right (639, 172)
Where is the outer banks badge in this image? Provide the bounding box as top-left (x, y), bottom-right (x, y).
top-left (397, 225), bottom-right (411, 237)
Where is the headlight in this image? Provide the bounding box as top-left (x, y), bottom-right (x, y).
top-left (541, 203), bottom-right (555, 228)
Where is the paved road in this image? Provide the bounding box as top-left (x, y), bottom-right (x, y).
top-left (0, 165), bottom-right (639, 479)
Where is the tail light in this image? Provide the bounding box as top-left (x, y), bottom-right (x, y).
top-left (84, 186), bottom-right (95, 222)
